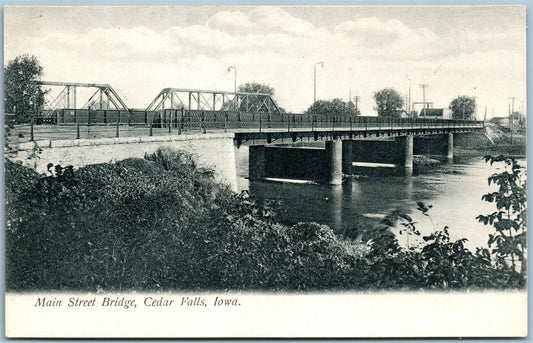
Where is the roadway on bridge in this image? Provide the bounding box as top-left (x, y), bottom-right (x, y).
top-left (6, 121), bottom-right (483, 146)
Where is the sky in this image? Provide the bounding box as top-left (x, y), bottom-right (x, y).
top-left (4, 6), bottom-right (526, 118)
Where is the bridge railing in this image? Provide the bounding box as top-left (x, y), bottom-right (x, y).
top-left (7, 109), bottom-right (484, 144)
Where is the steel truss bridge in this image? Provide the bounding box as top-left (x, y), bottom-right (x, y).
top-left (37, 82), bottom-right (282, 122)
top-left (39, 81), bottom-right (130, 113)
top-left (25, 81), bottom-right (483, 144)
top-left (145, 88), bottom-right (281, 113)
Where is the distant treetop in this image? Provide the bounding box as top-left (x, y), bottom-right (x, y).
top-left (305, 98), bottom-right (360, 116)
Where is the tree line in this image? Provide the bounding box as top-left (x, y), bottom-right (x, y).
top-left (5, 54), bottom-right (477, 123)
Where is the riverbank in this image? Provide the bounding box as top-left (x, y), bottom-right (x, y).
top-left (5, 148), bottom-right (525, 291)
top-left (455, 122), bottom-right (526, 157)
top-left (455, 144), bottom-right (526, 157)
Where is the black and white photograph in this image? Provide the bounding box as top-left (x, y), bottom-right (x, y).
top-left (3, 5), bottom-right (527, 338)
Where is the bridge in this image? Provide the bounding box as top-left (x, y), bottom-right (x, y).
top-left (37, 81), bottom-right (130, 120)
top-left (145, 88), bottom-right (281, 113)
top-left (11, 82), bottom-right (484, 188)
top-left (37, 82), bottom-right (281, 119)
top-left (10, 108), bottom-right (483, 189)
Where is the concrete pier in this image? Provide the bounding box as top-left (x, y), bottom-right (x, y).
top-left (396, 135), bottom-right (413, 176)
top-left (447, 133), bottom-right (454, 161)
top-left (325, 140), bottom-right (343, 185)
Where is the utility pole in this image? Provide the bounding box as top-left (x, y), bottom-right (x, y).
top-left (408, 85), bottom-right (411, 113)
top-left (521, 99), bottom-right (525, 125)
top-left (509, 97), bottom-right (517, 145)
top-left (419, 84), bottom-right (429, 117)
top-left (472, 96), bottom-right (477, 120)
top-left (509, 97), bottom-right (517, 115)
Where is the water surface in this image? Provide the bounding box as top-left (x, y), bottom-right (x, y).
top-left (235, 146), bottom-right (524, 251)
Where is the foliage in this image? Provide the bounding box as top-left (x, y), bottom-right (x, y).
top-left (5, 150), bottom-right (525, 291)
top-left (4, 54), bottom-right (48, 123)
top-left (221, 82), bottom-right (284, 113)
top-left (373, 88), bottom-right (404, 118)
top-left (238, 82), bottom-right (275, 95)
top-left (449, 95), bottom-right (476, 120)
top-left (373, 203), bottom-right (524, 289)
top-left (476, 155), bottom-right (527, 276)
top-left (305, 98), bottom-right (360, 116)
top-left (5, 149), bottom-right (369, 291)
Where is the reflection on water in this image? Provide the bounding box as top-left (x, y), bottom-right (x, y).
top-left (235, 145), bottom-right (524, 251)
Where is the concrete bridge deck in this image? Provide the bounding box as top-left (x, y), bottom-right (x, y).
top-left (8, 114), bottom-right (484, 189)
top-left (8, 113), bottom-right (484, 145)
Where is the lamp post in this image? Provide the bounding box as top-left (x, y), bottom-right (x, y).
top-left (407, 77), bottom-right (411, 114)
top-left (314, 61), bottom-right (324, 104)
top-left (227, 66), bottom-right (236, 93)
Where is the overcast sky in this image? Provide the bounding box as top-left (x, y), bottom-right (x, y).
top-left (4, 6), bottom-right (526, 117)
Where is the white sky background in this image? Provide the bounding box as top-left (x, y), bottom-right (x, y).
top-left (4, 6), bottom-right (526, 118)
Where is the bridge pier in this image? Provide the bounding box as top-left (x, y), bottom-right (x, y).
top-left (325, 139), bottom-right (343, 185)
top-left (447, 133), bottom-right (453, 162)
top-left (398, 135), bottom-right (414, 177)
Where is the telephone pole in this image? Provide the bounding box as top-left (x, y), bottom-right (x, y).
top-left (508, 97), bottom-right (518, 145)
top-left (420, 84), bottom-right (429, 117)
top-left (408, 85), bottom-right (411, 113)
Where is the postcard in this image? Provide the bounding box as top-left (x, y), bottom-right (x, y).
top-left (3, 6), bottom-right (527, 338)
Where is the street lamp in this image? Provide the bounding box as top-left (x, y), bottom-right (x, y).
top-left (314, 61), bottom-right (324, 104)
top-left (472, 86), bottom-right (477, 119)
top-left (227, 66), bottom-right (237, 93)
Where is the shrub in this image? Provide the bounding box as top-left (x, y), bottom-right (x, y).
top-left (4, 149), bottom-right (526, 291)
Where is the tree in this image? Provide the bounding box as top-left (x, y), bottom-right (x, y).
top-left (449, 96), bottom-right (476, 120)
top-left (373, 88), bottom-right (404, 118)
top-left (305, 98), bottom-right (360, 116)
top-left (477, 155), bottom-right (527, 277)
top-left (238, 82), bottom-right (275, 95)
top-left (4, 54), bottom-right (47, 123)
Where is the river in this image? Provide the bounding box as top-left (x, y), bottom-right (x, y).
top-left (235, 146), bottom-right (525, 251)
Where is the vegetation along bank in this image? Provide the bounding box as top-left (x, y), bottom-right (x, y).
top-left (5, 147), bottom-right (526, 292)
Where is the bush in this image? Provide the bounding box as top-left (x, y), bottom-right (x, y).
top-left (5, 148), bottom-right (370, 291)
top-left (5, 149), bottom-right (525, 292)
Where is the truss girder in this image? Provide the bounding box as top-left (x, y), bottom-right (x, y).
top-left (145, 88), bottom-right (281, 113)
top-left (38, 81), bottom-right (130, 112)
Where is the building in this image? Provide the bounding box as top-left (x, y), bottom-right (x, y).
top-left (418, 108), bottom-right (451, 119)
